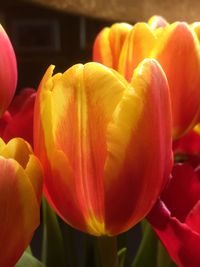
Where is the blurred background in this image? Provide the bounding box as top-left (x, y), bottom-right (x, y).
top-left (0, 1), bottom-right (115, 91)
top-left (1, 0), bottom-right (200, 91)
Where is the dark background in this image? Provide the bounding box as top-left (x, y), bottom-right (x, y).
top-left (1, 1), bottom-right (114, 91)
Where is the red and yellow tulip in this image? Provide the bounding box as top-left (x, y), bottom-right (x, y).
top-left (0, 138), bottom-right (43, 267)
top-left (93, 18), bottom-right (200, 139)
top-left (93, 22), bottom-right (132, 69)
top-left (34, 59), bottom-right (172, 236)
top-left (148, 161), bottom-right (200, 267)
top-left (0, 25), bottom-right (17, 116)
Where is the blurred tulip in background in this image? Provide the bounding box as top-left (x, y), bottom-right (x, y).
top-left (93, 17), bottom-right (200, 139)
top-left (0, 25), bottom-right (17, 116)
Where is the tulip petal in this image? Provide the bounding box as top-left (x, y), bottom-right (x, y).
top-left (185, 200), bottom-right (200, 235)
top-left (151, 22), bottom-right (200, 138)
top-left (118, 23), bottom-right (156, 81)
top-left (0, 157), bottom-right (39, 267)
top-left (0, 138), bottom-right (32, 168)
top-left (191, 22), bottom-right (200, 42)
top-left (25, 155), bottom-right (43, 204)
top-left (93, 28), bottom-right (113, 67)
top-left (148, 15), bottom-right (168, 29)
top-left (104, 59), bottom-right (172, 234)
top-left (148, 200), bottom-right (200, 267)
top-left (0, 25), bottom-right (17, 115)
top-left (162, 163), bottom-right (200, 222)
top-left (93, 23), bottom-right (132, 69)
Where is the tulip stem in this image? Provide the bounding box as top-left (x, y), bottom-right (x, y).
top-left (98, 236), bottom-right (119, 267)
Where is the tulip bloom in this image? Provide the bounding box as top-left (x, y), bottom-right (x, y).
top-left (148, 15), bottom-right (168, 29)
top-left (93, 22), bottom-right (132, 69)
top-left (0, 137), bottom-right (43, 267)
top-left (34, 59), bottom-right (172, 236)
top-left (0, 25), bottom-right (17, 116)
top-left (0, 88), bottom-right (36, 145)
top-left (148, 162), bottom-right (200, 267)
top-left (150, 23), bottom-right (200, 138)
top-left (93, 20), bottom-right (200, 139)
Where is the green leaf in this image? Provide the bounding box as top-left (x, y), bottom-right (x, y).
top-left (15, 251), bottom-right (45, 267)
top-left (168, 262), bottom-right (178, 267)
top-left (131, 220), bottom-right (158, 267)
top-left (157, 241), bottom-right (178, 267)
top-left (157, 241), bottom-right (171, 267)
top-left (26, 246), bottom-right (33, 255)
top-left (42, 197), bottom-right (66, 267)
top-left (118, 247), bottom-right (127, 267)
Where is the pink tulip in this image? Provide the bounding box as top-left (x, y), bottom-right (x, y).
top-left (0, 25), bottom-right (17, 115)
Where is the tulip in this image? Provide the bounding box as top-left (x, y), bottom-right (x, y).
top-left (0, 25), bottom-right (17, 116)
top-left (93, 20), bottom-right (200, 139)
top-left (150, 22), bottom-right (200, 138)
top-left (0, 137), bottom-right (43, 267)
top-left (148, 15), bottom-right (168, 29)
top-left (148, 161), bottom-right (200, 267)
top-left (34, 59), bottom-right (172, 236)
top-left (0, 88), bottom-right (36, 145)
top-left (118, 23), bottom-right (156, 81)
top-left (93, 22), bottom-right (132, 70)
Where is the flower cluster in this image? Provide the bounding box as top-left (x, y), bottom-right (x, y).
top-left (92, 16), bottom-right (200, 266)
top-left (1, 14), bottom-right (200, 267)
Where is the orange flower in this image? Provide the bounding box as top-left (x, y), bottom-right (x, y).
top-left (0, 138), bottom-right (43, 267)
top-left (93, 23), bottom-right (132, 69)
top-left (0, 25), bottom-right (17, 116)
top-left (93, 18), bottom-right (200, 139)
top-left (151, 22), bottom-right (200, 138)
top-left (34, 59), bottom-right (172, 236)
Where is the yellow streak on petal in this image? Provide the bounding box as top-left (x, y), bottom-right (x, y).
top-left (194, 123), bottom-right (200, 134)
top-left (39, 62), bottom-right (71, 154)
top-left (94, 27), bottom-right (113, 67)
top-left (0, 138), bottom-right (5, 152)
top-left (191, 22), bottom-right (200, 41)
top-left (148, 15), bottom-right (168, 30)
top-left (50, 64), bottom-right (83, 141)
top-left (104, 84), bottom-right (142, 185)
top-left (86, 215), bottom-right (106, 236)
top-left (38, 65), bottom-right (55, 92)
top-left (118, 22), bottom-right (156, 81)
top-left (25, 155), bottom-right (43, 204)
top-left (109, 23), bottom-right (132, 69)
top-left (93, 23), bottom-right (132, 69)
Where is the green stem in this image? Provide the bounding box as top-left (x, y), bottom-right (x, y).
top-left (98, 236), bottom-right (119, 267)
